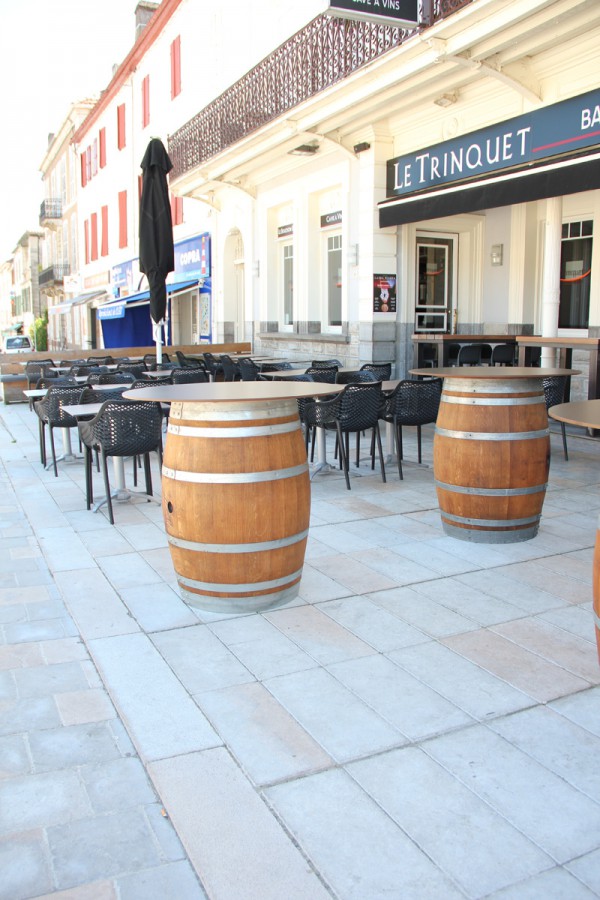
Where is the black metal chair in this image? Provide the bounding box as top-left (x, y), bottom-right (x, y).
top-left (116, 363), bottom-right (146, 378)
top-left (78, 399), bottom-right (164, 525)
top-left (34, 384), bottom-right (83, 476)
top-left (543, 375), bottom-right (569, 460)
top-left (311, 382), bottom-right (386, 490)
top-left (70, 364), bottom-right (108, 378)
top-left (203, 352), bottom-right (224, 380)
top-left (311, 359), bottom-right (342, 368)
top-left (360, 363), bottom-right (392, 380)
top-left (171, 368), bottom-right (209, 384)
top-left (457, 344), bottom-right (484, 366)
top-left (97, 372), bottom-right (136, 384)
top-left (219, 354), bottom-right (241, 381)
top-left (304, 366), bottom-right (338, 383)
top-left (25, 360), bottom-right (55, 391)
top-left (238, 357), bottom-right (261, 381)
top-left (491, 343), bottom-right (516, 366)
top-left (379, 378), bottom-right (442, 478)
top-left (87, 356), bottom-right (115, 365)
top-left (336, 370), bottom-right (378, 384)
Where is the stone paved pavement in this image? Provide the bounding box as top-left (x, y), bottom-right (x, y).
top-left (1, 398), bottom-right (600, 899)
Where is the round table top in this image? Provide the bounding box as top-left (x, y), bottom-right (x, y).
top-left (410, 367), bottom-right (576, 379)
top-left (123, 381), bottom-right (342, 403)
top-left (548, 399), bottom-right (600, 429)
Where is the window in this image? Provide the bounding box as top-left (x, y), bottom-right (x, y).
top-left (91, 139), bottom-right (98, 178)
top-left (117, 103), bottom-right (126, 150)
top-left (99, 127), bottom-right (106, 168)
top-left (326, 234), bottom-right (342, 327)
top-left (80, 152), bottom-right (87, 188)
top-left (171, 35), bottom-right (181, 99)
top-left (559, 220), bottom-right (593, 329)
top-left (85, 147), bottom-right (92, 185)
top-left (90, 212), bottom-right (98, 261)
top-left (118, 191), bottom-right (128, 248)
top-left (142, 75), bottom-right (150, 129)
top-left (283, 244), bottom-right (294, 326)
top-left (171, 195), bottom-right (183, 226)
top-left (101, 206), bottom-right (109, 257)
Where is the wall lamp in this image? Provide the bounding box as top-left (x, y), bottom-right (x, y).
top-left (288, 141), bottom-right (320, 157)
top-left (434, 92), bottom-right (457, 108)
top-left (353, 141), bottom-right (371, 154)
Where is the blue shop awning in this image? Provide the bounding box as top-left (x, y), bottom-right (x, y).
top-left (98, 279), bottom-right (198, 320)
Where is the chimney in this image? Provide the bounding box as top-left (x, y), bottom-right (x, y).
top-left (135, 1), bottom-right (159, 41)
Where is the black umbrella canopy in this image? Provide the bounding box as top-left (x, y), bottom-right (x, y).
top-left (139, 138), bottom-right (175, 324)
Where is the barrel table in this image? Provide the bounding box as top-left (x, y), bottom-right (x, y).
top-left (125, 381), bottom-right (340, 613)
top-left (548, 399), bottom-right (600, 665)
top-left (411, 367), bottom-right (574, 544)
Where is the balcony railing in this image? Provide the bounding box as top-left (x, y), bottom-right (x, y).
top-left (39, 199), bottom-right (62, 223)
top-left (39, 263), bottom-right (70, 286)
top-left (169, 1), bottom-right (473, 180)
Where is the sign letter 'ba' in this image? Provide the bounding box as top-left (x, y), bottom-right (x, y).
top-left (139, 138), bottom-right (175, 325)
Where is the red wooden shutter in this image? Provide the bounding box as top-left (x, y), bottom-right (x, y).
top-left (84, 220), bottom-right (90, 264)
top-left (117, 104), bottom-right (126, 150)
top-left (118, 191), bottom-right (128, 248)
top-left (142, 75), bottom-right (150, 128)
top-left (171, 35), bottom-right (181, 99)
top-left (99, 128), bottom-right (106, 168)
top-left (101, 205), bottom-right (109, 257)
top-left (90, 212), bottom-right (98, 261)
top-left (81, 153), bottom-right (87, 187)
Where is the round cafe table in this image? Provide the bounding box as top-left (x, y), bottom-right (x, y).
top-left (124, 381), bottom-right (340, 613)
top-left (411, 367), bottom-right (575, 543)
top-left (548, 399), bottom-right (600, 664)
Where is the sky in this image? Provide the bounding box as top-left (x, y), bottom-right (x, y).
top-left (0, 0), bottom-right (140, 262)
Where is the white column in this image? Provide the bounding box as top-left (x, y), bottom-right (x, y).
top-left (540, 197), bottom-right (562, 367)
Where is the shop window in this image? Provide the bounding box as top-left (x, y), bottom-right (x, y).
top-left (171, 35), bottom-right (181, 99)
top-left (118, 191), bottom-right (128, 248)
top-left (326, 234), bottom-right (342, 327)
top-left (559, 220), bottom-right (593, 329)
top-left (142, 75), bottom-right (150, 129)
top-left (282, 243), bottom-right (294, 326)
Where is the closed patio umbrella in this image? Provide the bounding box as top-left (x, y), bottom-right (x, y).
top-left (139, 138), bottom-right (174, 363)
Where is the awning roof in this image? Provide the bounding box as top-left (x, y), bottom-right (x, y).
top-left (48, 290), bottom-right (108, 315)
top-left (97, 279), bottom-right (199, 320)
top-left (378, 151), bottom-right (600, 227)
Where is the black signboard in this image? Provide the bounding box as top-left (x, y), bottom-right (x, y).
top-left (328, 0), bottom-right (419, 27)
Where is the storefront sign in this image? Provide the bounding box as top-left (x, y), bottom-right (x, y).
top-left (98, 302), bottom-right (125, 320)
top-left (373, 274), bottom-right (396, 313)
top-left (327, 0), bottom-right (418, 28)
top-left (386, 87), bottom-right (600, 199)
top-left (321, 210), bottom-right (342, 228)
top-left (277, 224), bottom-right (293, 238)
top-left (174, 233), bottom-right (210, 279)
top-left (84, 271), bottom-right (110, 289)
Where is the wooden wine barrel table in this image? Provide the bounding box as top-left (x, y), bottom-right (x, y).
top-left (548, 399), bottom-right (600, 664)
top-left (411, 367), bottom-right (575, 544)
top-left (125, 381), bottom-right (340, 613)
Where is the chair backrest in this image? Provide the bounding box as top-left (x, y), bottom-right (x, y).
top-left (219, 354), bottom-right (241, 381)
top-left (238, 357), bottom-right (261, 381)
top-left (337, 382), bottom-right (383, 431)
top-left (336, 370), bottom-right (378, 384)
top-left (491, 343), bottom-right (516, 366)
top-left (42, 384), bottom-right (85, 426)
top-left (87, 356), bottom-right (114, 365)
top-left (305, 366), bottom-right (338, 383)
top-left (98, 372), bottom-right (136, 384)
top-left (88, 399), bottom-right (164, 456)
top-left (311, 359), bottom-right (342, 368)
top-left (130, 376), bottom-right (173, 388)
top-left (543, 375), bottom-right (568, 410)
top-left (116, 363), bottom-right (146, 378)
top-left (171, 368), bottom-right (209, 384)
top-left (457, 344), bottom-right (483, 366)
top-left (385, 378), bottom-right (443, 425)
top-left (360, 363), bottom-right (392, 380)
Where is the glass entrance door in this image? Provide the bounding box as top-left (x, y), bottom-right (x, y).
top-left (415, 233), bottom-right (457, 332)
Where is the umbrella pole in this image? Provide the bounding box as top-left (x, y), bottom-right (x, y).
top-left (153, 321), bottom-right (163, 365)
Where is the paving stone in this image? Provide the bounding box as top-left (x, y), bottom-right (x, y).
top-left (0, 770), bottom-right (92, 834)
top-left (116, 861), bottom-right (208, 899)
top-left (0, 829), bottom-right (53, 900)
top-left (0, 734), bottom-right (32, 779)
top-left (55, 688), bottom-right (116, 726)
top-left (80, 757), bottom-right (157, 814)
top-left (28, 721), bottom-right (124, 773)
top-left (13, 660), bottom-right (90, 699)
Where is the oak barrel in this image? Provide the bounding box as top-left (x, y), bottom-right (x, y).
top-left (433, 375), bottom-right (550, 542)
top-left (162, 398), bottom-right (310, 612)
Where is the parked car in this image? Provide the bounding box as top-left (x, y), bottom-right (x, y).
top-left (4, 336), bottom-right (33, 353)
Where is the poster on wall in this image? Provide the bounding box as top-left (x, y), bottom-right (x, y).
top-left (373, 275), bottom-right (396, 313)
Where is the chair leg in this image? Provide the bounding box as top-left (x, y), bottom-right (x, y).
top-left (374, 424), bottom-right (386, 483)
top-left (83, 445), bottom-right (93, 510)
top-left (100, 450), bottom-right (115, 525)
top-left (561, 423), bottom-right (569, 461)
top-left (336, 423), bottom-right (351, 490)
top-left (49, 426), bottom-right (58, 477)
top-left (143, 453), bottom-right (153, 496)
top-left (395, 422), bottom-right (403, 480)
top-left (38, 418), bottom-right (46, 467)
top-left (417, 425), bottom-right (422, 464)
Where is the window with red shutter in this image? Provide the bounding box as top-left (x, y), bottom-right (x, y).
top-left (142, 75), bottom-right (150, 128)
top-left (99, 128), bottom-right (106, 168)
top-left (118, 191), bottom-right (128, 248)
top-left (171, 195), bottom-right (183, 226)
top-left (81, 153), bottom-right (87, 188)
top-left (86, 147), bottom-right (92, 184)
top-left (92, 139), bottom-right (98, 177)
top-left (84, 220), bottom-right (90, 264)
top-left (117, 104), bottom-right (126, 150)
top-left (90, 212), bottom-right (98, 261)
top-left (101, 206), bottom-right (109, 257)
top-left (171, 36), bottom-right (181, 99)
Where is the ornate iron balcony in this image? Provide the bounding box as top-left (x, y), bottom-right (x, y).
top-left (169, 1), bottom-right (473, 180)
top-left (39, 199), bottom-right (62, 223)
top-left (39, 263), bottom-right (70, 286)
